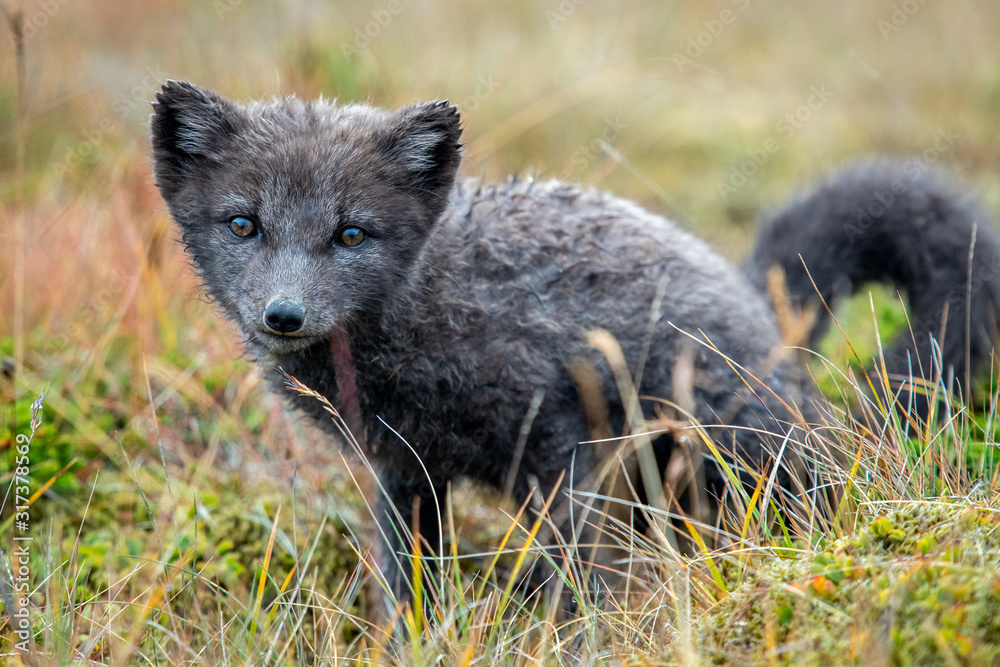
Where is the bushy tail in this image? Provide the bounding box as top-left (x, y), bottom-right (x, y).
top-left (745, 159), bottom-right (1000, 417)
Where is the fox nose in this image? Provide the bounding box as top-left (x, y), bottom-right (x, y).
top-left (263, 299), bottom-right (305, 333)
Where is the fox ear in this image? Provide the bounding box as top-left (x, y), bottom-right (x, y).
top-left (150, 80), bottom-right (247, 198)
top-left (383, 101), bottom-right (463, 202)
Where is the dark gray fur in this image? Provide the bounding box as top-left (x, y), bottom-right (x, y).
top-left (747, 160), bottom-right (1000, 415)
top-left (150, 81), bottom-right (998, 598)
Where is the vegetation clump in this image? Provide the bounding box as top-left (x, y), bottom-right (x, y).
top-left (699, 502), bottom-right (1000, 665)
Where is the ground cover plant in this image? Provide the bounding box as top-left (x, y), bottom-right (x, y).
top-left (2, 1), bottom-right (999, 664)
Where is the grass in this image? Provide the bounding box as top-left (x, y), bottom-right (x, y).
top-left (2, 0), bottom-right (1000, 663)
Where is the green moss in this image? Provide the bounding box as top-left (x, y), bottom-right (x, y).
top-left (698, 502), bottom-right (1000, 665)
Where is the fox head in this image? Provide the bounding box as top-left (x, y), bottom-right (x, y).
top-left (150, 81), bottom-right (462, 354)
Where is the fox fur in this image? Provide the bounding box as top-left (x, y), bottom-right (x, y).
top-left (150, 80), bottom-right (1000, 600)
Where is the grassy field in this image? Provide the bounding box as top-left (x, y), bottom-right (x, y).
top-left (2, 0), bottom-right (1000, 663)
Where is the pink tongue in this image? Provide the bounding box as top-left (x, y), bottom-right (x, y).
top-left (330, 330), bottom-right (363, 442)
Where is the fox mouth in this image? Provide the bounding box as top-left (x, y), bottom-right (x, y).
top-left (249, 328), bottom-right (324, 355)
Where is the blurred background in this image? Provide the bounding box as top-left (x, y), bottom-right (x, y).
top-left (1, 0), bottom-right (999, 646)
top-left (4, 0), bottom-right (1000, 351)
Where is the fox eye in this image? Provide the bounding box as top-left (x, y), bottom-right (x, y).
top-left (338, 227), bottom-right (367, 247)
top-left (228, 216), bottom-right (258, 239)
